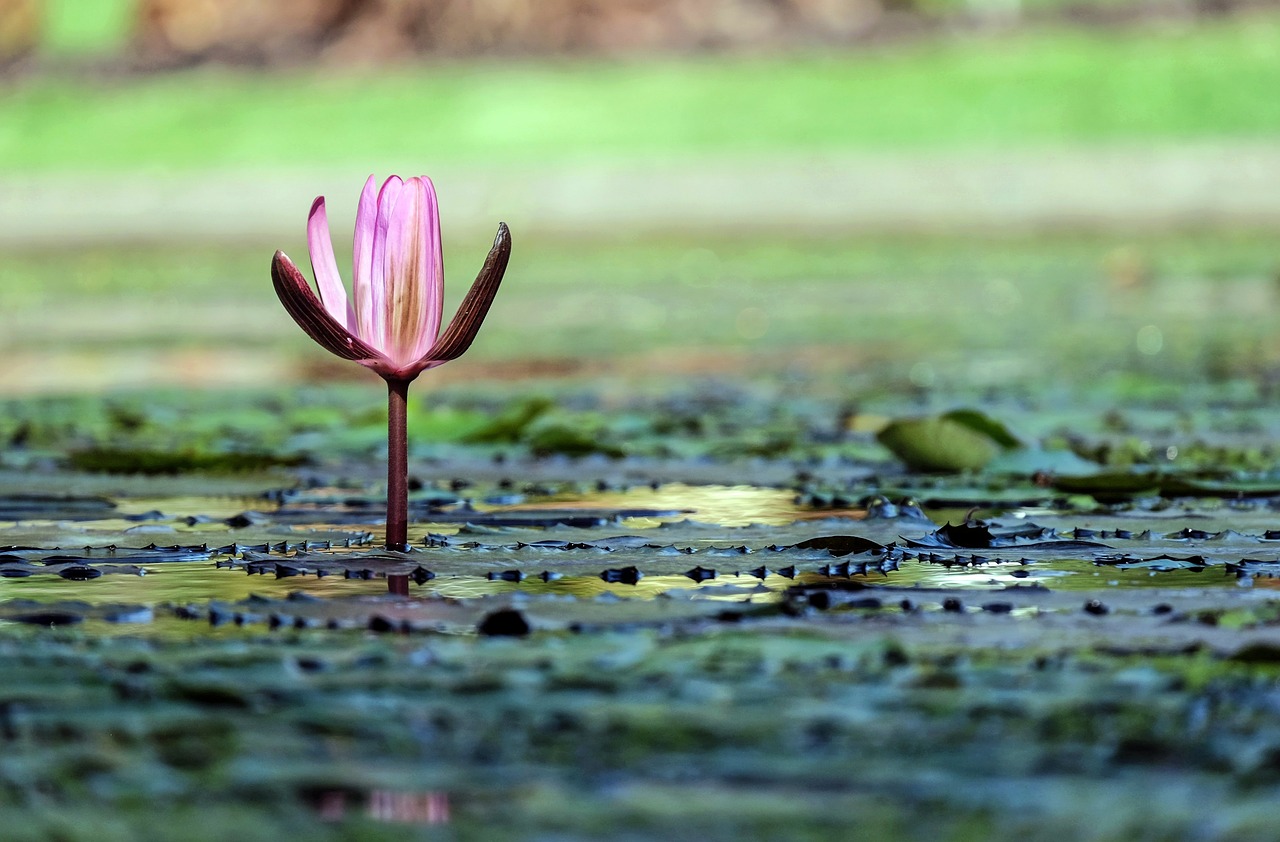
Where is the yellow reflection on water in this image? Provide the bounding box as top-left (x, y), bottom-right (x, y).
top-left (505, 483), bottom-right (804, 527)
top-left (422, 572), bottom-right (789, 602)
top-left (0, 562), bottom-right (389, 605)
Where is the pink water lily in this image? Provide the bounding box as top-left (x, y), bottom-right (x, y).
top-left (272, 174), bottom-right (510, 382)
top-left (271, 174), bottom-right (511, 553)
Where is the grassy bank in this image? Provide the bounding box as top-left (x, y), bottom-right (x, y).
top-left (3, 15), bottom-right (1280, 172)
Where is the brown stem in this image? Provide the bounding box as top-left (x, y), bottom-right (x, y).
top-left (385, 377), bottom-right (411, 552)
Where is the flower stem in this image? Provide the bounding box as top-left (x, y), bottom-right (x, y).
top-left (386, 377), bottom-right (411, 552)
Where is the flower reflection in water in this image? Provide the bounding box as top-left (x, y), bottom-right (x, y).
top-left (317, 789), bottom-right (450, 825)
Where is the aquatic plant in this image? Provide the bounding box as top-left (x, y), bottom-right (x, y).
top-left (272, 174), bottom-right (511, 549)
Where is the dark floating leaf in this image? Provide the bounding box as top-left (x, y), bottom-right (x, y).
top-left (592, 535), bottom-right (658, 549)
top-left (791, 535), bottom-right (885, 557)
top-left (477, 608), bottom-right (531, 637)
top-left (817, 561), bottom-right (865, 577)
top-left (906, 521), bottom-right (1111, 551)
top-left (904, 522), bottom-right (996, 549)
top-left (124, 510), bottom-right (167, 522)
top-left (600, 566), bottom-right (643, 585)
top-left (218, 540), bottom-right (355, 555)
top-left (1084, 600), bottom-right (1111, 616)
top-left (226, 511), bottom-right (273, 528)
top-left (1096, 554), bottom-right (1207, 571)
top-left (366, 615), bottom-right (405, 634)
top-left (7, 610), bottom-right (83, 626)
top-left (704, 545), bottom-right (749, 557)
top-left (936, 522), bottom-right (994, 549)
top-left (56, 565), bottom-right (103, 580)
top-left (1228, 643), bottom-right (1280, 664)
top-left (1050, 473), bottom-right (1162, 502)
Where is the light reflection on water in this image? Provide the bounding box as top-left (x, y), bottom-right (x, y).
top-left (0, 484), bottom-right (1254, 634)
top-left (118, 495), bottom-right (273, 521)
top-left (424, 572), bottom-right (789, 602)
top-left (0, 552), bottom-right (1241, 616)
top-left (0, 562), bottom-right (389, 605)
top-left (490, 483), bottom-right (806, 527)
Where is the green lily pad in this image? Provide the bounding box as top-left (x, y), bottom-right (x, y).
top-left (1050, 472), bottom-right (1163, 501)
top-left (461, 397), bottom-right (554, 444)
top-left (1157, 477), bottom-right (1280, 498)
top-left (877, 415), bottom-right (1003, 473)
top-left (940, 409), bottom-right (1024, 449)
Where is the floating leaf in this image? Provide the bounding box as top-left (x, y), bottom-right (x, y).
top-left (940, 409), bottom-right (1023, 450)
top-left (877, 416), bottom-right (1001, 472)
top-left (460, 396), bottom-right (554, 444)
top-left (1050, 472), bottom-right (1162, 502)
top-left (789, 536), bottom-right (886, 557)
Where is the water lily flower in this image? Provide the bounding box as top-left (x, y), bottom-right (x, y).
top-left (272, 174), bottom-right (509, 381)
top-left (272, 175), bottom-right (510, 551)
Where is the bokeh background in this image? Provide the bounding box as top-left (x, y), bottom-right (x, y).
top-left (2, 0), bottom-right (1279, 396)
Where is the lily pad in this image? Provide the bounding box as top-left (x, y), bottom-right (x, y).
top-left (877, 414), bottom-right (1005, 472)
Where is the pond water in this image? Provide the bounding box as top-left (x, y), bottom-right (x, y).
top-left (0, 476), bottom-right (1267, 644)
top-left (7, 194), bottom-right (1280, 838)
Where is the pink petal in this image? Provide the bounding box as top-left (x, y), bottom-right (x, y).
top-left (413, 222), bottom-right (510, 372)
top-left (307, 196), bottom-right (355, 330)
top-left (351, 174), bottom-right (379, 343)
top-left (271, 250), bottom-right (387, 366)
top-left (382, 176), bottom-right (437, 366)
top-left (367, 175), bottom-right (405, 351)
top-left (419, 176), bottom-right (445, 349)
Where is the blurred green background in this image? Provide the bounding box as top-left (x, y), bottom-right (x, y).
top-left (2, 0), bottom-right (1279, 395)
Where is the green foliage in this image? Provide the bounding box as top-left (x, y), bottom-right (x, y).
top-left (524, 415), bottom-right (625, 458)
top-left (5, 16), bottom-right (1280, 170)
top-left (40, 0), bottom-right (135, 56)
top-left (405, 405), bottom-right (493, 443)
top-left (68, 446), bottom-right (305, 474)
top-left (460, 396), bottom-right (554, 444)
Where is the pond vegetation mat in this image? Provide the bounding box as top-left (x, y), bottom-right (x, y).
top-left (4, 381), bottom-right (1280, 838)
